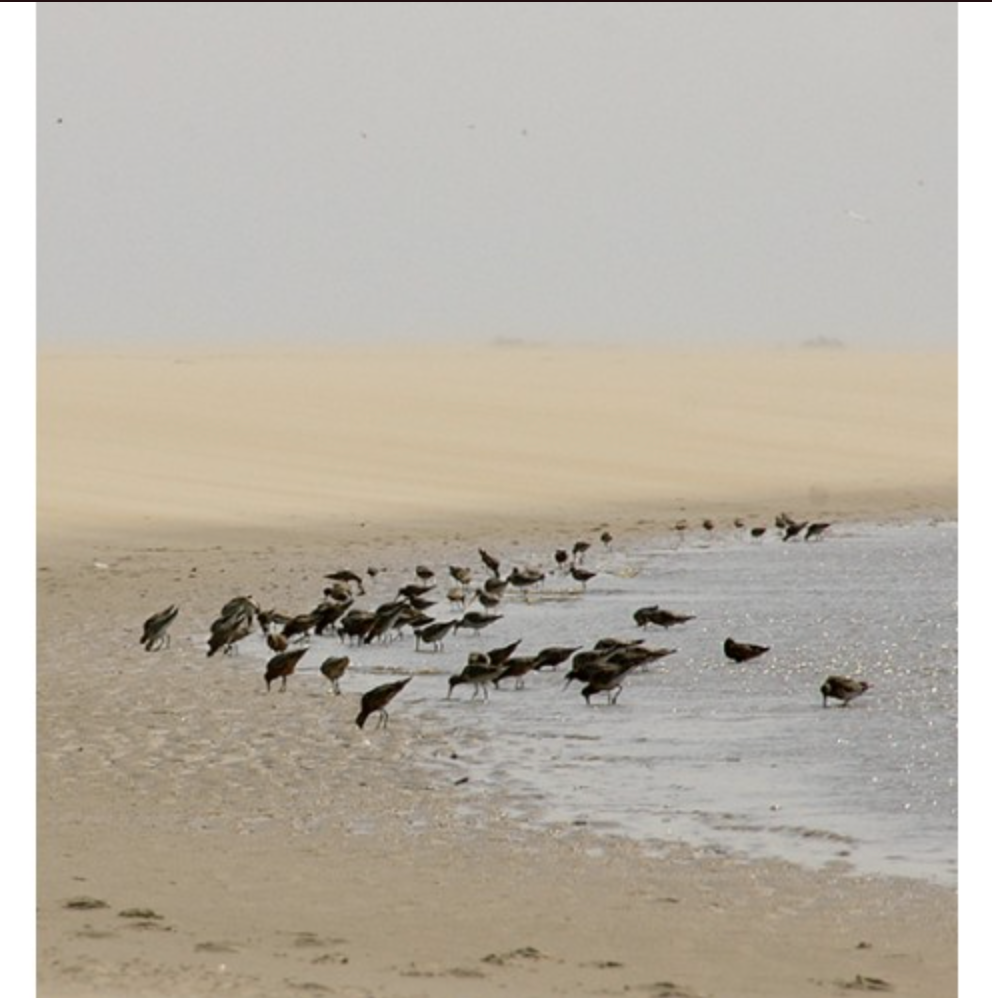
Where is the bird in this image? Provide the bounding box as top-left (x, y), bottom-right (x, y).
top-left (355, 676), bottom-right (412, 729)
top-left (266, 631), bottom-right (290, 653)
top-left (478, 548), bottom-right (501, 577)
top-left (572, 540), bottom-right (591, 563)
top-left (264, 647), bottom-right (308, 692)
top-left (600, 530), bottom-right (613, 547)
top-left (140, 604), bottom-right (179, 651)
top-left (554, 548), bottom-right (570, 572)
top-left (507, 566), bottom-right (545, 596)
top-left (415, 564), bottom-right (436, 584)
top-left (414, 618), bottom-right (458, 651)
top-left (494, 655), bottom-right (541, 690)
top-left (207, 597), bottom-right (257, 656)
top-left (820, 675), bottom-right (872, 707)
top-left (805, 522), bottom-right (831, 541)
top-left (782, 520), bottom-right (809, 541)
top-left (578, 660), bottom-right (641, 705)
top-left (447, 652), bottom-right (502, 701)
top-left (750, 526), bottom-right (767, 538)
top-left (723, 637), bottom-right (770, 663)
top-left (633, 606), bottom-right (695, 629)
top-left (449, 565), bottom-right (473, 586)
top-left (533, 645), bottom-right (581, 671)
top-left (319, 655), bottom-right (350, 694)
top-left (569, 565), bottom-right (597, 590)
top-left (454, 611), bottom-right (502, 636)
top-left (483, 638), bottom-right (523, 669)
top-left (324, 569), bottom-right (366, 595)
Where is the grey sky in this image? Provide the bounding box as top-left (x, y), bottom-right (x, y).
top-left (37, 1), bottom-right (957, 347)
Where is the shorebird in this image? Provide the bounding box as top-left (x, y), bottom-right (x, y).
top-left (324, 569), bottom-right (366, 595)
top-left (579, 660), bottom-right (640, 705)
top-left (494, 654), bottom-right (541, 690)
top-left (140, 604), bottom-right (179, 651)
top-left (449, 565), bottom-right (473, 586)
top-left (483, 638), bottom-right (523, 669)
top-left (415, 565), bottom-right (436, 585)
top-left (572, 540), bottom-right (591, 563)
top-left (750, 526), bottom-right (767, 538)
top-left (533, 645), bottom-right (580, 671)
top-left (454, 611), bottom-right (502, 636)
top-left (570, 565), bottom-right (597, 590)
top-left (600, 530), bottom-right (613, 547)
top-left (479, 548), bottom-right (501, 577)
top-left (782, 520), bottom-right (809, 541)
top-left (723, 637), bottom-right (770, 663)
top-left (319, 655), bottom-right (350, 694)
top-left (507, 566), bottom-right (545, 596)
top-left (633, 606), bottom-right (695, 629)
top-left (447, 652), bottom-right (502, 700)
top-left (337, 608), bottom-right (376, 644)
top-left (264, 647), bottom-right (308, 692)
top-left (805, 522), bottom-right (831, 541)
top-left (207, 597), bottom-right (257, 657)
top-left (266, 631), bottom-right (290, 653)
top-left (554, 548), bottom-right (570, 572)
top-left (820, 675), bottom-right (872, 707)
top-left (355, 676), bottom-right (412, 729)
top-left (414, 618), bottom-right (458, 651)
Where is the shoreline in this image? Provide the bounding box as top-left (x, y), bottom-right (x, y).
top-left (36, 345), bottom-right (957, 996)
top-left (37, 514), bottom-right (957, 998)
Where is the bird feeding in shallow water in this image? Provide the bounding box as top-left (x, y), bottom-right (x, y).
top-left (820, 675), bottom-right (872, 707)
top-left (355, 676), bottom-right (412, 729)
top-left (319, 655), bottom-right (350, 694)
top-left (264, 647), bottom-right (308, 692)
top-left (723, 637), bottom-right (770, 663)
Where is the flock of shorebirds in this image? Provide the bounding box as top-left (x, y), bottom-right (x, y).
top-left (138, 513), bottom-right (872, 730)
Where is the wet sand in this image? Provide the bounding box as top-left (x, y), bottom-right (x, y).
top-left (36, 344), bottom-right (957, 997)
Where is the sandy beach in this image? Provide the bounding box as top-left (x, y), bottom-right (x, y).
top-left (36, 344), bottom-right (957, 997)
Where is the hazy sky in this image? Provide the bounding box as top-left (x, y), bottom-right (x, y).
top-left (36, 1), bottom-right (957, 347)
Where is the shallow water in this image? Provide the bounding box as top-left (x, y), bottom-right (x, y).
top-left (332, 520), bottom-right (958, 885)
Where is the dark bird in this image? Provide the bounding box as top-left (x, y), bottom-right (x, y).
top-left (415, 564), bottom-right (436, 584)
top-left (782, 520), bottom-right (809, 541)
top-left (140, 604), bottom-right (179, 651)
top-left (633, 606), bottom-right (695, 629)
top-left (723, 637), bottom-right (770, 663)
top-left (483, 638), bottom-right (523, 669)
top-left (750, 526), bottom-right (767, 538)
top-left (207, 597), bottom-right (257, 657)
top-left (324, 569), bottom-right (366, 595)
top-left (319, 655), bottom-right (350, 694)
top-left (264, 647), bottom-right (308, 692)
top-left (702, 518), bottom-right (715, 531)
top-left (570, 565), bottom-right (597, 590)
top-left (533, 645), bottom-right (580, 670)
top-left (494, 654), bottom-right (541, 690)
top-left (447, 652), bottom-right (502, 700)
top-left (414, 618), bottom-right (458, 651)
top-left (454, 611), bottom-right (502, 636)
top-left (805, 522), bottom-right (831, 541)
top-left (820, 675), bottom-right (872, 707)
top-left (579, 660), bottom-right (641, 705)
top-left (572, 540), bottom-right (591, 563)
top-left (600, 530), bottom-right (613, 547)
top-left (266, 631), bottom-right (290, 653)
top-left (479, 548), bottom-right (501, 577)
top-left (355, 676), bottom-right (412, 729)
top-left (554, 548), bottom-right (570, 571)
top-left (507, 566), bottom-right (545, 595)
